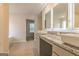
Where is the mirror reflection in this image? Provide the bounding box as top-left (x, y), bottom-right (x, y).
top-left (53, 3), bottom-right (68, 29)
top-left (45, 11), bottom-right (51, 29)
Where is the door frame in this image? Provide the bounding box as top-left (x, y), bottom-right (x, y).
top-left (26, 19), bottom-right (35, 41)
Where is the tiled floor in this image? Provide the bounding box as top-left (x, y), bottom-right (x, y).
top-left (9, 40), bottom-right (34, 56)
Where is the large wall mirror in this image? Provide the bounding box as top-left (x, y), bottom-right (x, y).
top-left (75, 3), bottom-right (79, 28)
top-left (53, 3), bottom-right (68, 29)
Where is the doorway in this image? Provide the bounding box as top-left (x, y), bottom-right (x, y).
top-left (26, 20), bottom-right (35, 41)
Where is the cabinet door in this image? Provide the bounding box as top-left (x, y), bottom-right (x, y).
top-left (40, 39), bottom-right (52, 56)
top-left (53, 44), bottom-right (74, 56)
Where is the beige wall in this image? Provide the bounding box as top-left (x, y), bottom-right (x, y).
top-left (34, 11), bottom-right (42, 39)
top-left (0, 4), bottom-right (9, 53)
top-left (35, 12), bottom-right (42, 31)
top-left (75, 13), bottom-right (79, 28)
top-left (9, 13), bottom-right (35, 42)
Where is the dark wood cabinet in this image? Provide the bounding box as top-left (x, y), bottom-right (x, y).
top-left (40, 38), bottom-right (52, 56)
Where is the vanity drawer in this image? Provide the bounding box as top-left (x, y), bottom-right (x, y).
top-left (53, 44), bottom-right (74, 56)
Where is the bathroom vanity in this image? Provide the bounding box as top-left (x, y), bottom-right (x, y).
top-left (34, 30), bottom-right (79, 56)
top-left (33, 3), bottom-right (79, 56)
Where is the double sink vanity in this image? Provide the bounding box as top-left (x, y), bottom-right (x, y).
top-left (34, 3), bottom-right (79, 56)
top-left (34, 30), bottom-right (79, 56)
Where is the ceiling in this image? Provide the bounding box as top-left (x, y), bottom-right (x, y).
top-left (9, 3), bottom-right (47, 15)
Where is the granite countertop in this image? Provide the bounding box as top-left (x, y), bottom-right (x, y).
top-left (61, 33), bottom-right (79, 38)
top-left (39, 34), bottom-right (79, 56)
top-left (48, 30), bottom-right (79, 48)
top-left (40, 34), bottom-right (63, 44)
top-left (61, 34), bottom-right (79, 48)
